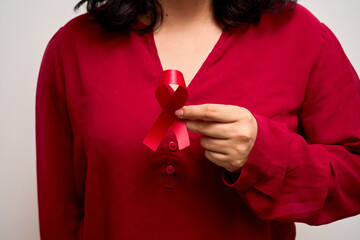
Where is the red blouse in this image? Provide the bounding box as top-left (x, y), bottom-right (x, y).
top-left (35, 4), bottom-right (360, 240)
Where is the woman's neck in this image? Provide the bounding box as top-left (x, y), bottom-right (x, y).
top-left (157, 0), bottom-right (215, 29)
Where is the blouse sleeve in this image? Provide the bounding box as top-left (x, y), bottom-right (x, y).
top-left (222, 23), bottom-right (360, 225)
top-left (35, 32), bottom-right (84, 239)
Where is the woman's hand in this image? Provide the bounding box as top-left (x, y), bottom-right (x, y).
top-left (175, 104), bottom-right (258, 173)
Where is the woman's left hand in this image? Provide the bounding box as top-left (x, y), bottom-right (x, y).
top-left (175, 104), bottom-right (258, 173)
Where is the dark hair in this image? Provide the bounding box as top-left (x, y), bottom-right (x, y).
top-left (75, 0), bottom-right (297, 32)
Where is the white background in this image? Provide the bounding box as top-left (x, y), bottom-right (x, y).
top-left (0, 0), bottom-right (359, 239)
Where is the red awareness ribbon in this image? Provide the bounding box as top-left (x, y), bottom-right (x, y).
top-left (143, 70), bottom-right (190, 151)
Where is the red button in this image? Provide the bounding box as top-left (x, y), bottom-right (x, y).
top-left (165, 165), bottom-right (175, 175)
top-left (168, 141), bottom-right (178, 151)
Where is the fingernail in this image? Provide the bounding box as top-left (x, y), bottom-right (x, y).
top-left (175, 109), bottom-right (184, 118)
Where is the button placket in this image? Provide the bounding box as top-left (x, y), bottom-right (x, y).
top-left (164, 139), bottom-right (178, 189)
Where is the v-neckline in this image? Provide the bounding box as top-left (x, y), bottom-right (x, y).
top-left (147, 26), bottom-right (231, 92)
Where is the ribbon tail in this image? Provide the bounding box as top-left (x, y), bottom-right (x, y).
top-left (143, 111), bottom-right (175, 151)
top-left (172, 119), bottom-right (190, 150)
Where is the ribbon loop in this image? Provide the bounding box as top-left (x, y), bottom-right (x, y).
top-left (143, 70), bottom-right (190, 151)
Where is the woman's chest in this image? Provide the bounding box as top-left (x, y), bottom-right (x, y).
top-left (152, 25), bottom-right (224, 88)
top-left (63, 34), bottom-right (309, 166)
top-left (67, 57), bottom-right (306, 145)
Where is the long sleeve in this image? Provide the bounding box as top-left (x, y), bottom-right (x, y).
top-left (35, 32), bottom-right (84, 239)
top-left (222, 23), bottom-right (360, 225)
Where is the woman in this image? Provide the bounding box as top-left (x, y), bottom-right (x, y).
top-left (35, 0), bottom-right (360, 239)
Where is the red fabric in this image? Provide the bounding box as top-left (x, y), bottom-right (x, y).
top-left (35, 4), bottom-right (360, 240)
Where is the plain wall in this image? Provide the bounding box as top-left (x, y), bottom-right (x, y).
top-left (0, 0), bottom-right (359, 239)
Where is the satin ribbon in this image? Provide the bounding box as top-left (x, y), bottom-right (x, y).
top-left (143, 70), bottom-right (190, 151)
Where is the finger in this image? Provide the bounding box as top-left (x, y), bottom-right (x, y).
top-left (205, 150), bottom-right (244, 173)
top-left (176, 104), bottom-right (246, 123)
top-left (204, 150), bottom-right (228, 168)
top-left (186, 121), bottom-right (234, 139)
top-left (200, 136), bottom-right (230, 154)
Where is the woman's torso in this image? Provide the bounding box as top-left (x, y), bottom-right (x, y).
top-left (52, 4), bottom-right (324, 239)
